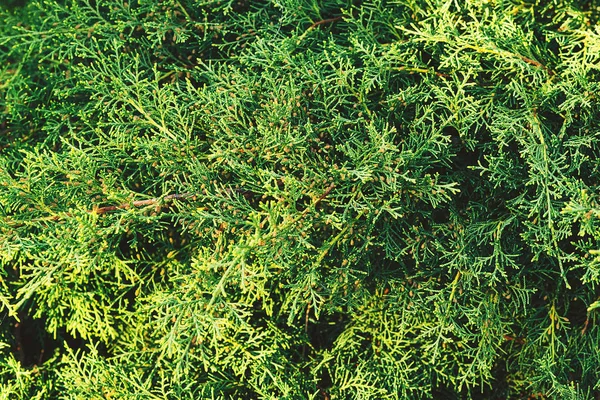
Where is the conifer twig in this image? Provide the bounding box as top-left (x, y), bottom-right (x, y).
top-left (93, 193), bottom-right (192, 214)
top-left (2, 193), bottom-right (194, 228)
top-left (307, 15), bottom-right (346, 30)
top-left (300, 183), bottom-right (335, 217)
top-left (518, 55), bottom-right (554, 75)
top-left (297, 15), bottom-right (347, 43)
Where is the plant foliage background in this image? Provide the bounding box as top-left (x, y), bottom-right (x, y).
top-left (1, 0), bottom-right (600, 398)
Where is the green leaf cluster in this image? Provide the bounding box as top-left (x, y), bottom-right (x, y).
top-left (1, 0), bottom-right (600, 398)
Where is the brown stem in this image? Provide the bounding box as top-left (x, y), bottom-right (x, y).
top-left (582, 316), bottom-right (590, 336)
top-left (3, 193), bottom-right (194, 228)
top-left (317, 183), bottom-right (335, 203)
top-left (519, 55), bottom-right (554, 75)
top-left (302, 303), bottom-right (311, 359)
top-left (297, 15), bottom-right (347, 43)
top-left (93, 193), bottom-right (192, 214)
top-left (308, 15), bottom-right (346, 30)
top-left (300, 183), bottom-right (335, 217)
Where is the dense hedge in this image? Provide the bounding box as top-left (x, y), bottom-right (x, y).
top-left (1, 0), bottom-right (600, 398)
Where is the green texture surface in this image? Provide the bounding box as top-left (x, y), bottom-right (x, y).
top-left (1, 0), bottom-right (600, 398)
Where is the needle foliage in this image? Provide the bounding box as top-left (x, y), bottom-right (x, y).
top-left (1, 0), bottom-right (600, 398)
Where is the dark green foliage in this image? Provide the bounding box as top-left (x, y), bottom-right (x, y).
top-left (1, 0), bottom-right (600, 398)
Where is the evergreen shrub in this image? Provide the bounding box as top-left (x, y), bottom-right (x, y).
top-left (1, 0), bottom-right (600, 398)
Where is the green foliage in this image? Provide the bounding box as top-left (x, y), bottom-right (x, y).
top-left (1, 0), bottom-right (600, 398)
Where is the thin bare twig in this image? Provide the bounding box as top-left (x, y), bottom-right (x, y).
top-left (519, 55), bottom-right (554, 75)
top-left (2, 193), bottom-right (194, 228)
top-left (307, 15), bottom-right (346, 30)
top-left (300, 183), bottom-right (335, 217)
top-left (93, 193), bottom-right (192, 214)
top-left (297, 15), bottom-right (347, 43)
top-left (302, 303), bottom-right (311, 358)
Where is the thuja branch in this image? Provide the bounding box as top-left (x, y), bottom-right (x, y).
top-left (93, 193), bottom-right (193, 214)
top-left (308, 15), bottom-right (346, 30)
top-left (3, 183), bottom-right (332, 228)
top-left (2, 193), bottom-right (194, 228)
top-left (402, 27), bottom-right (556, 75)
top-left (299, 183), bottom-right (335, 218)
top-left (297, 14), bottom-right (347, 43)
top-left (392, 66), bottom-right (450, 78)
